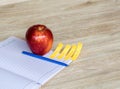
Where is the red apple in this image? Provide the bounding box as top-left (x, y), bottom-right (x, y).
top-left (26, 24), bottom-right (53, 55)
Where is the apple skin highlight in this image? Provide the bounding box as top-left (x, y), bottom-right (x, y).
top-left (26, 24), bottom-right (53, 55)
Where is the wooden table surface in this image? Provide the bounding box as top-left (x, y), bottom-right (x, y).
top-left (0, 0), bottom-right (120, 89)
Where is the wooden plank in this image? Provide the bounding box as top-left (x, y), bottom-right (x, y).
top-left (0, 0), bottom-right (120, 89)
top-left (0, 0), bottom-right (29, 6)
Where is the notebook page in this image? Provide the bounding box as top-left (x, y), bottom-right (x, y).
top-left (0, 67), bottom-right (41, 89)
top-left (39, 52), bottom-right (72, 85)
top-left (0, 37), bottom-right (71, 85)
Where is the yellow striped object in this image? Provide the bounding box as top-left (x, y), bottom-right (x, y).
top-left (64, 44), bottom-right (76, 60)
top-left (49, 42), bottom-right (83, 61)
top-left (50, 42), bottom-right (63, 59)
top-left (71, 42), bottom-right (83, 60)
top-left (57, 44), bottom-right (71, 59)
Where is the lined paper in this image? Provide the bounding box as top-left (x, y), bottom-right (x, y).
top-left (0, 68), bottom-right (40, 89)
top-left (0, 37), bottom-right (71, 86)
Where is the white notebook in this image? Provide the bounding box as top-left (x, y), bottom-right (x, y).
top-left (0, 36), bottom-right (71, 89)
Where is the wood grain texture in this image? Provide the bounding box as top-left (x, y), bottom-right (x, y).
top-left (0, 0), bottom-right (120, 89)
top-left (0, 0), bottom-right (30, 6)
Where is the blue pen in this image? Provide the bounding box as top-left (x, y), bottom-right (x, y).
top-left (22, 51), bottom-right (68, 67)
